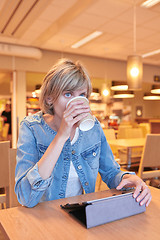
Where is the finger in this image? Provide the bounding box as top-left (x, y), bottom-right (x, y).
top-left (138, 190), bottom-right (151, 206)
top-left (116, 179), bottom-right (129, 190)
top-left (64, 109), bottom-right (90, 123)
top-left (72, 112), bottom-right (89, 125)
top-left (133, 182), bottom-right (143, 198)
top-left (65, 115), bottom-right (74, 122)
top-left (73, 108), bottom-right (90, 118)
top-left (64, 112), bottom-right (89, 128)
top-left (65, 104), bottom-right (90, 117)
top-left (135, 186), bottom-right (148, 202)
top-left (146, 195), bottom-right (152, 207)
top-left (139, 193), bottom-right (150, 206)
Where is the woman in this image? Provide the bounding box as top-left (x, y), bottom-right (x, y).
top-left (15, 58), bottom-right (151, 207)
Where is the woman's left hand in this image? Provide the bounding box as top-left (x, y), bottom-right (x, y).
top-left (116, 174), bottom-right (152, 207)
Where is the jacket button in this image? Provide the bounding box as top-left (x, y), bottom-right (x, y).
top-left (85, 182), bottom-right (89, 186)
top-left (35, 181), bottom-right (41, 186)
top-left (93, 152), bottom-right (96, 156)
top-left (77, 165), bottom-right (82, 170)
top-left (72, 150), bottom-right (75, 154)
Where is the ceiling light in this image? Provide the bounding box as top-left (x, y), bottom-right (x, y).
top-left (101, 83), bottom-right (110, 99)
top-left (127, 55), bottom-right (143, 90)
top-left (32, 92), bottom-right (37, 98)
top-left (127, 2), bottom-right (143, 90)
top-left (142, 49), bottom-right (160, 58)
top-left (113, 91), bottom-right (134, 99)
top-left (90, 88), bottom-right (102, 101)
top-left (111, 81), bottom-right (128, 91)
top-left (151, 85), bottom-right (160, 94)
top-left (143, 93), bottom-right (160, 100)
top-left (141, 0), bottom-right (160, 8)
top-left (71, 31), bottom-right (102, 49)
top-left (102, 89), bottom-right (109, 96)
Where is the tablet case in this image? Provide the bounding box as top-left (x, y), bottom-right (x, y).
top-left (61, 190), bottom-right (146, 228)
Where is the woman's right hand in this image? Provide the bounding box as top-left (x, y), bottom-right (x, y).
top-left (58, 100), bottom-right (90, 141)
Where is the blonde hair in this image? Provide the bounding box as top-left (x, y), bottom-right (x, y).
top-left (39, 58), bottom-right (92, 115)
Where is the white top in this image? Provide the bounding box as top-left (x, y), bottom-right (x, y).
top-left (65, 128), bottom-right (83, 198)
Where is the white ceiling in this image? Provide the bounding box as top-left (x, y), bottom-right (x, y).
top-left (0, 0), bottom-right (160, 65)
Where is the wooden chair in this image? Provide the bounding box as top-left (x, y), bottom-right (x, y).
top-left (119, 121), bottom-right (132, 127)
top-left (0, 142), bottom-right (19, 209)
top-left (103, 128), bottom-right (116, 140)
top-left (103, 128), bottom-right (118, 157)
top-left (0, 141), bottom-right (10, 209)
top-left (0, 117), bottom-right (4, 132)
top-left (95, 172), bottom-right (109, 192)
top-left (137, 134), bottom-right (160, 186)
top-left (138, 123), bottom-right (151, 137)
top-left (117, 127), bottom-right (143, 139)
top-left (95, 128), bottom-right (116, 192)
top-left (118, 128), bottom-right (143, 170)
top-left (9, 148), bottom-right (20, 208)
top-left (0, 123), bottom-right (10, 141)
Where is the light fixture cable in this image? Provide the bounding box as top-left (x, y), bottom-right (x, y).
top-left (102, 58), bottom-right (109, 98)
top-left (133, 0), bottom-right (136, 54)
top-left (127, 0), bottom-right (143, 90)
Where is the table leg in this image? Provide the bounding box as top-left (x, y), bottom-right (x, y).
top-left (127, 148), bottom-right (132, 169)
top-left (5, 187), bottom-right (10, 208)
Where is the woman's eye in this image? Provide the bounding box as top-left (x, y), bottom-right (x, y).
top-left (64, 92), bottom-right (72, 98)
top-left (80, 93), bottom-right (86, 97)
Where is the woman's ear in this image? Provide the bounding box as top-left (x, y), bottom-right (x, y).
top-left (46, 97), bottom-right (52, 105)
top-left (46, 97), bottom-right (54, 115)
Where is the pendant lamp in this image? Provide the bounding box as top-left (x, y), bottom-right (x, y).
top-left (127, 1), bottom-right (143, 90)
top-left (113, 91), bottom-right (134, 99)
top-left (90, 88), bottom-right (101, 101)
top-left (151, 84), bottom-right (160, 94)
top-left (111, 81), bottom-right (128, 91)
top-left (143, 93), bottom-right (160, 100)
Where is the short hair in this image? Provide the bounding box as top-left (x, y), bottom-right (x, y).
top-left (39, 58), bottom-right (92, 115)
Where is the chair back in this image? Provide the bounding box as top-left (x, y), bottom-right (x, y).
top-left (0, 141), bottom-right (10, 188)
top-left (127, 128), bottom-right (143, 138)
top-left (9, 148), bottom-right (20, 208)
top-left (0, 116), bottom-right (4, 132)
top-left (138, 123), bottom-right (151, 137)
top-left (2, 123), bottom-right (10, 140)
top-left (103, 128), bottom-right (116, 140)
top-left (138, 134), bottom-right (160, 179)
top-left (117, 127), bottom-right (143, 139)
top-left (117, 127), bottom-right (131, 139)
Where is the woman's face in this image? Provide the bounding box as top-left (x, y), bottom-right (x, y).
top-left (53, 86), bottom-right (88, 120)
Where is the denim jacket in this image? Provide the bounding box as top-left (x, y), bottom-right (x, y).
top-left (15, 111), bottom-right (129, 207)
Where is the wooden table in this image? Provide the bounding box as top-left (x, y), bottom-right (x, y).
top-left (108, 138), bottom-right (146, 168)
top-left (0, 187), bottom-right (159, 240)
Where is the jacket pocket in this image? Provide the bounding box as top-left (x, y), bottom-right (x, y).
top-left (81, 142), bottom-right (100, 169)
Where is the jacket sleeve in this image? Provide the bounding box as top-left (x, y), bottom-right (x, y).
top-left (98, 128), bottom-right (135, 188)
top-left (15, 121), bottom-right (52, 208)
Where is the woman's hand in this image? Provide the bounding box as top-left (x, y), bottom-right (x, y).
top-left (116, 174), bottom-right (152, 207)
top-left (58, 100), bottom-right (90, 141)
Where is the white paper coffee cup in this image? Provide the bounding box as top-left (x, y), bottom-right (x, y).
top-left (66, 96), bottom-right (95, 131)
